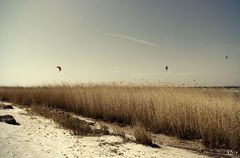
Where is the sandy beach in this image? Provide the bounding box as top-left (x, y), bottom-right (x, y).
top-left (0, 103), bottom-right (209, 158)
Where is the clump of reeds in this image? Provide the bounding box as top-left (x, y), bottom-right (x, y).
top-left (0, 84), bottom-right (239, 151)
top-left (133, 123), bottom-right (158, 147)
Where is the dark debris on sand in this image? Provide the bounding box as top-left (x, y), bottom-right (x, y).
top-left (0, 115), bottom-right (20, 125)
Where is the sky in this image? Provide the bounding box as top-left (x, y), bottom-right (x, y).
top-left (0, 0), bottom-right (240, 86)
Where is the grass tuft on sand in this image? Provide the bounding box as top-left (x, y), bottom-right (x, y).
top-left (133, 123), bottom-right (159, 147)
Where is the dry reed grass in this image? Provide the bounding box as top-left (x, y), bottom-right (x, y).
top-left (31, 105), bottom-right (93, 135)
top-left (133, 123), bottom-right (158, 147)
top-left (31, 105), bottom-right (111, 136)
top-left (0, 84), bottom-right (239, 151)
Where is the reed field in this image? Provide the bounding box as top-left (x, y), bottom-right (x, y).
top-left (0, 84), bottom-right (239, 151)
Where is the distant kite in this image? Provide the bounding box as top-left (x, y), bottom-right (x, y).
top-left (56, 66), bottom-right (62, 72)
top-left (225, 55), bottom-right (228, 60)
top-left (165, 66), bottom-right (168, 71)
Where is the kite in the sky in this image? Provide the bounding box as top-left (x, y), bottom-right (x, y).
top-left (165, 66), bottom-right (168, 71)
top-left (56, 65), bottom-right (62, 72)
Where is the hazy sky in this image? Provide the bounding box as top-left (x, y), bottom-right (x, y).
top-left (1, 0), bottom-right (240, 86)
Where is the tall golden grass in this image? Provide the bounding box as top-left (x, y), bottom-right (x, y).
top-left (0, 84), bottom-right (239, 151)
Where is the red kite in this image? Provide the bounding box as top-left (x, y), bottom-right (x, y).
top-left (56, 66), bottom-right (62, 72)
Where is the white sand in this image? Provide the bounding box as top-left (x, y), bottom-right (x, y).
top-left (0, 103), bottom-right (209, 158)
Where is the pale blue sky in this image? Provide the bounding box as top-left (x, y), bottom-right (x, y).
top-left (1, 0), bottom-right (240, 86)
